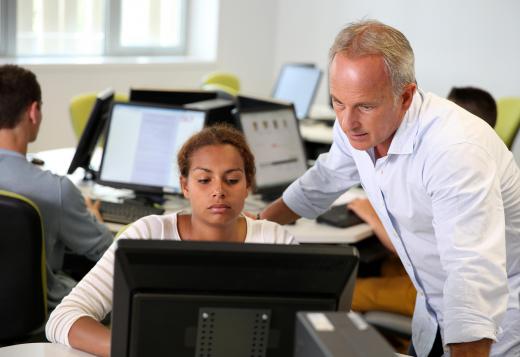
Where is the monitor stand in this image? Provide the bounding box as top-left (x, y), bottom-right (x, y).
top-left (82, 167), bottom-right (98, 182)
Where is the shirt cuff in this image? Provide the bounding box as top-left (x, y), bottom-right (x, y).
top-left (444, 317), bottom-right (499, 345)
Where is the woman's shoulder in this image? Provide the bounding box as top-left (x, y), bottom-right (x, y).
top-left (245, 216), bottom-right (296, 245)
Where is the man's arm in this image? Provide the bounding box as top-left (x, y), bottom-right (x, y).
top-left (259, 197), bottom-right (300, 225)
top-left (449, 338), bottom-right (492, 357)
top-left (58, 177), bottom-right (113, 261)
top-left (426, 143), bottom-right (508, 346)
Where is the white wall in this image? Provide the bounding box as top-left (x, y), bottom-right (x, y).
top-left (22, 0), bottom-right (520, 152)
top-left (273, 0), bottom-right (520, 105)
top-left (25, 0), bottom-right (278, 152)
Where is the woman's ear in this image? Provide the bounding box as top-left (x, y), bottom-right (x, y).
top-left (180, 176), bottom-right (190, 199)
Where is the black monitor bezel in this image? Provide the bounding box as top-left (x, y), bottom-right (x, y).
top-left (67, 88), bottom-right (114, 176)
top-left (236, 97), bottom-right (308, 200)
top-left (129, 88), bottom-right (218, 106)
top-left (271, 63), bottom-right (322, 120)
top-left (96, 101), bottom-right (208, 195)
top-left (111, 240), bottom-right (359, 357)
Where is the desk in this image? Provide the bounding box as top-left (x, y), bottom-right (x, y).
top-left (33, 148), bottom-right (373, 244)
top-left (0, 343), bottom-right (411, 356)
top-left (0, 343), bottom-right (94, 357)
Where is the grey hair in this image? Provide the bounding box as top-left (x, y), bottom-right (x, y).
top-left (329, 20), bottom-right (416, 97)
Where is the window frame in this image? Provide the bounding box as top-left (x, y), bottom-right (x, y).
top-left (105, 0), bottom-right (189, 56)
top-left (0, 0), bottom-right (189, 58)
top-left (0, 0), bottom-right (16, 56)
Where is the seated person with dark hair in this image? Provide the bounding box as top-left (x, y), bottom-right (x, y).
top-left (447, 86), bottom-right (497, 128)
top-left (0, 64), bottom-right (113, 310)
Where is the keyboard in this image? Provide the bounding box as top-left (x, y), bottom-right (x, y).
top-left (316, 205), bottom-right (365, 228)
top-left (100, 201), bottom-right (165, 225)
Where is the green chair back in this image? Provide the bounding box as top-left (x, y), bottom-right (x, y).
top-left (494, 97), bottom-right (520, 148)
top-left (201, 71), bottom-right (240, 96)
top-left (70, 92), bottom-right (129, 141)
top-left (0, 190), bottom-right (47, 342)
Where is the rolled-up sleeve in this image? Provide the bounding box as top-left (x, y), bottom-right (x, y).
top-left (425, 143), bottom-right (508, 344)
top-left (283, 122), bottom-right (360, 218)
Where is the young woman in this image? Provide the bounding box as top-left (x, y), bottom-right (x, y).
top-left (46, 124), bottom-right (295, 357)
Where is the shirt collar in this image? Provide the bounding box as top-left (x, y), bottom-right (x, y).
top-left (0, 148), bottom-right (26, 159)
top-left (386, 88), bottom-right (424, 156)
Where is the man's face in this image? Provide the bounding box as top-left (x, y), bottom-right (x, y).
top-left (329, 53), bottom-right (414, 157)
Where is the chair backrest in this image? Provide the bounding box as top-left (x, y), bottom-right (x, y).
top-left (0, 191), bottom-right (47, 341)
top-left (69, 92), bottom-right (128, 140)
top-left (494, 97), bottom-right (520, 148)
top-left (201, 71), bottom-right (240, 96)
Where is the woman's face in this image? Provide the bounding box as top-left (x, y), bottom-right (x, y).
top-left (181, 144), bottom-right (249, 227)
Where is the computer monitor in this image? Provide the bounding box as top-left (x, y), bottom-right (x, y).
top-left (97, 102), bottom-right (206, 198)
top-left (272, 64), bottom-right (322, 120)
top-left (67, 88), bottom-right (114, 177)
top-left (111, 240), bottom-right (359, 357)
top-left (237, 98), bottom-right (308, 201)
top-left (130, 88), bottom-right (237, 127)
top-left (129, 88), bottom-right (218, 106)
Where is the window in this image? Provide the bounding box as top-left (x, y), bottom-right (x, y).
top-left (0, 0), bottom-right (188, 57)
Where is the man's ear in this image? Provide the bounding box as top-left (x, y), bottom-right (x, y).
top-left (400, 83), bottom-right (417, 112)
top-left (27, 101), bottom-right (40, 125)
top-left (180, 176), bottom-right (190, 199)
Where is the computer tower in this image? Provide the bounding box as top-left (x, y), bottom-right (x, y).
top-left (294, 312), bottom-right (396, 357)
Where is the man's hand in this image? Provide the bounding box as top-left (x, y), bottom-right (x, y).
top-left (449, 338), bottom-right (492, 357)
top-left (85, 197), bottom-right (104, 223)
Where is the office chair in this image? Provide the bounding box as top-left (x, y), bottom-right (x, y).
top-left (69, 92), bottom-right (128, 141)
top-left (0, 191), bottom-right (47, 345)
top-left (200, 71), bottom-right (240, 97)
top-left (494, 97), bottom-right (520, 148)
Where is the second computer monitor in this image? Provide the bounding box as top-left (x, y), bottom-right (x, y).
top-left (97, 102), bottom-right (206, 195)
top-left (272, 63), bottom-right (322, 120)
top-left (238, 105), bottom-right (307, 200)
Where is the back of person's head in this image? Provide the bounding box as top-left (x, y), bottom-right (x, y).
top-left (329, 19), bottom-right (416, 97)
top-left (447, 87), bottom-right (497, 128)
top-left (177, 124), bottom-right (256, 188)
top-left (0, 64), bottom-right (41, 129)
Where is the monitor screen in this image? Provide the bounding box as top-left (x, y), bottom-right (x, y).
top-left (67, 88), bottom-right (114, 176)
top-left (238, 106), bottom-right (307, 199)
top-left (111, 240), bottom-right (358, 357)
top-left (97, 102), bottom-right (206, 194)
top-left (272, 64), bottom-right (322, 120)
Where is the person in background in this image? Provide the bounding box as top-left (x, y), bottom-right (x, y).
top-left (447, 86), bottom-right (497, 128)
top-left (46, 124), bottom-right (295, 357)
top-left (260, 20), bottom-right (520, 356)
top-left (0, 64), bottom-right (112, 310)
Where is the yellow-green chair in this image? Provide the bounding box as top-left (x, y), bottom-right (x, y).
top-left (200, 71), bottom-right (240, 97)
top-left (494, 97), bottom-right (520, 148)
top-left (69, 92), bottom-right (128, 141)
top-left (0, 190), bottom-right (47, 344)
